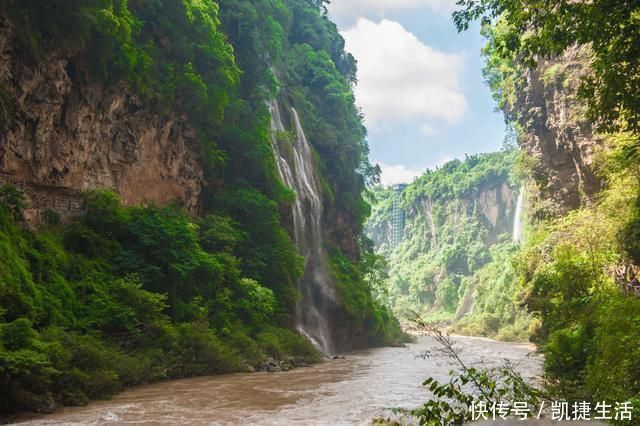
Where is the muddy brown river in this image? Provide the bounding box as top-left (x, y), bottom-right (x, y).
top-left (15, 336), bottom-right (542, 425)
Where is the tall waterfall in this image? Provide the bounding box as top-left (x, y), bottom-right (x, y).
top-left (269, 100), bottom-right (335, 355)
top-left (512, 187), bottom-right (524, 243)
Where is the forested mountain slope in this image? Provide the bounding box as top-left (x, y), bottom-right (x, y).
top-left (0, 0), bottom-right (402, 415)
top-left (366, 151), bottom-right (533, 340)
top-left (454, 0), bottom-right (640, 406)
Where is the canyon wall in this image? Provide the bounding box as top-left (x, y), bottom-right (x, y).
top-left (0, 15), bottom-right (203, 222)
top-left (512, 46), bottom-right (601, 216)
top-left (366, 152), bottom-right (519, 319)
top-left (369, 180), bottom-right (515, 255)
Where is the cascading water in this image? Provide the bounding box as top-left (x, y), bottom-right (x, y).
top-left (512, 187), bottom-right (525, 243)
top-left (269, 100), bottom-right (335, 355)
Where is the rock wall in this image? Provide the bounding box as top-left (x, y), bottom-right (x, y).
top-left (412, 181), bottom-right (515, 247)
top-left (476, 181), bottom-right (515, 242)
top-left (325, 208), bottom-right (359, 260)
top-left (0, 15), bottom-right (204, 221)
top-left (513, 45), bottom-right (601, 215)
top-left (369, 181), bottom-right (515, 254)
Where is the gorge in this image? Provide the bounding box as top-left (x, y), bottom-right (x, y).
top-left (0, 0), bottom-right (402, 416)
top-left (2, 0), bottom-right (640, 423)
top-left (365, 151), bottom-right (533, 340)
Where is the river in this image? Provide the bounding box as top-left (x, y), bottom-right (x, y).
top-left (15, 336), bottom-right (541, 425)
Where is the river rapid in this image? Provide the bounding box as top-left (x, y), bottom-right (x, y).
top-left (16, 335), bottom-right (541, 425)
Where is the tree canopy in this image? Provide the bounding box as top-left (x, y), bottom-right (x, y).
top-left (454, 0), bottom-right (640, 133)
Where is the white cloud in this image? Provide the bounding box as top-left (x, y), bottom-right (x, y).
top-left (378, 162), bottom-right (422, 185)
top-left (420, 124), bottom-right (437, 136)
top-left (342, 19), bottom-right (467, 127)
top-left (328, 0), bottom-right (457, 27)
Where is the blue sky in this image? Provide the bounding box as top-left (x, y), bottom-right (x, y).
top-left (327, 0), bottom-right (506, 185)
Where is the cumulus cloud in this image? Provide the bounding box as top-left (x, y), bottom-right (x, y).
top-left (342, 19), bottom-right (467, 127)
top-left (377, 162), bottom-right (422, 185)
top-left (328, 0), bottom-right (457, 27)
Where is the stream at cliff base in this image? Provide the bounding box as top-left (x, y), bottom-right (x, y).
top-left (16, 336), bottom-right (542, 425)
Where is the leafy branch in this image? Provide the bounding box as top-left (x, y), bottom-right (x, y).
top-left (377, 314), bottom-right (547, 425)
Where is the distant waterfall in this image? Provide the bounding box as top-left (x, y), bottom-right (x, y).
top-left (512, 187), bottom-right (524, 243)
top-left (269, 100), bottom-right (335, 355)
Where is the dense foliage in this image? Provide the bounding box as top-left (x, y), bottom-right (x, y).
top-left (459, 0), bottom-right (640, 409)
top-left (511, 134), bottom-right (640, 407)
top-left (2, 0), bottom-right (377, 272)
top-left (215, 0), bottom-right (378, 227)
top-left (454, 0), bottom-right (640, 134)
top-left (403, 151), bottom-right (518, 201)
top-left (366, 151), bottom-right (532, 340)
top-left (0, 190), bottom-right (319, 414)
top-left (0, 0), bottom-right (398, 415)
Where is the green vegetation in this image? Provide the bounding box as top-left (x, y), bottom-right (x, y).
top-left (0, 190), bottom-right (320, 414)
top-left (512, 134), bottom-right (640, 404)
top-left (454, 0), bottom-right (640, 409)
top-left (2, 0), bottom-right (378, 266)
top-left (479, 18), bottom-right (523, 115)
top-left (454, 241), bottom-right (533, 341)
top-left (386, 323), bottom-right (543, 425)
top-left (405, 151), bottom-right (518, 200)
top-left (366, 151), bottom-right (533, 340)
top-left (329, 249), bottom-right (405, 346)
top-left (215, 0), bottom-right (379, 228)
top-left (454, 0), bottom-right (640, 134)
top-left (0, 0), bottom-right (400, 416)
top-left (7, 0), bottom-right (238, 171)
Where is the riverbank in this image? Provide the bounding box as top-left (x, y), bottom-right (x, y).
top-left (400, 316), bottom-right (533, 344)
top-left (11, 335), bottom-right (542, 425)
top-left (2, 353), bottom-right (318, 425)
top-left (3, 333), bottom-right (414, 423)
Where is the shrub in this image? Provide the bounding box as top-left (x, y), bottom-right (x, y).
top-left (256, 327), bottom-right (320, 362)
top-left (0, 185), bottom-right (26, 219)
top-left (43, 209), bottom-right (60, 226)
top-left (172, 323), bottom-right (243, 376)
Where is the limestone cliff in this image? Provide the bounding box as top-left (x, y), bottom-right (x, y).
top-left (0, 15), bottom-right (203, 222)
top-left (366, 152), bottom-right (518, 319)
top-left (512, 45), bottom-right (601, 216)
top-left (369, 180), bottom-right (515, 256)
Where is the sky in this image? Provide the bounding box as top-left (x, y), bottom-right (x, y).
top-left (326, 0), bottom-right (507, 185)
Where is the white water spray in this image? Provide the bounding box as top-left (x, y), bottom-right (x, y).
top-left (512, 187), bottom-right (524, 243)
top-left (269, 100), bottom-right (335, 355)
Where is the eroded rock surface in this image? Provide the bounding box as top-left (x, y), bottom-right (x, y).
top-left (0, 15), bottom-right (204, 221)
top-left (514, 46), bottom-right (601, 215)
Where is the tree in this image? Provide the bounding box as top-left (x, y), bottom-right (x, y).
top-left (0, 185), bottom-right (26, 219)
top-left (453, 0), bottom-right (640, 133)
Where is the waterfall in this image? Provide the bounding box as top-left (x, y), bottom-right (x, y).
top-left (512, 187), bottom-right (524, 243)
top-left (269, 100), bottom-right (335, 355)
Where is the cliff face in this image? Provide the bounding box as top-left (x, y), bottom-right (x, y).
top-left (0, 4), bottom-right (403, 413)
top-left (366, 152), bottom-right (518, 321)
top-left (325, 208), bottom-right (359, 260)
top-left (473, 181), bottom-right (515, 242)
top-left (513, 45), bottom-right (601, 215)
top-left (369, 181), bottom-right (515, 255)
top-left (0, 15), bottom-right (203, 221)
